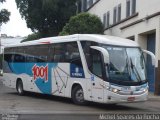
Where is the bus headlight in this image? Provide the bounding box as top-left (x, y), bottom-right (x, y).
top-left (108, 86), bottom-right (120, 93)
top-left (109, 88), bottom-right (120, 93)
top-left (112, 88), bottom-right (119, 93)
top-left (0, 69), bottom-right (3, 76)
top-left (143, 88), bottom-right (148, 93)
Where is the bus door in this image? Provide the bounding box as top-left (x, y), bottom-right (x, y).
top-left (89, 49), bottom-right (104, 102)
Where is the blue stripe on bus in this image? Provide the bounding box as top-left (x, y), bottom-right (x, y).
top-left (9, 62), bottom-right (58, 94)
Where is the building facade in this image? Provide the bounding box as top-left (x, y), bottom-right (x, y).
top-left (79, 0), bottom-right (160, 95)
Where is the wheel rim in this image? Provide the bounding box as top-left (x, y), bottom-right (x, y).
top-left (75, 89), bottom-right (84, 103)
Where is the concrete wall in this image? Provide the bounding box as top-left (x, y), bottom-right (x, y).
top-left (89, 0), bottom-right (160, 23)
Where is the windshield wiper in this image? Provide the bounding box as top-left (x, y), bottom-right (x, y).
top-left (130, 58), bottom-right (142, 82)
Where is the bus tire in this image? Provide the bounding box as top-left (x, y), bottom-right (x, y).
top-left (71, 85), bottom-right (86, 105)
top-left (16, 80), bottom-right (25, 95)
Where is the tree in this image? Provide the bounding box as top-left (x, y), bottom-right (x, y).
top-left (0, 0), bottom-right (10, 26)
top-left (59, 13), bottom-right (104, 36)
top-left (21, 32), bottom-right (41, 42)
top-left (15, 0), bottom-right (77, 38)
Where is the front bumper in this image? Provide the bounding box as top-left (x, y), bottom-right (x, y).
top-left (105, 90), bottom-right (148, 104)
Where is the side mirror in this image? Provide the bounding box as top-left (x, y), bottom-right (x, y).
top-left (142, 49), bottom-right (156, 67)
top-left (90, 46), bottom-right (109, 64)
top-left (0, 69), bottom-right (3, 76)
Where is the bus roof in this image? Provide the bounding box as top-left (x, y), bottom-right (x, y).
top-left (5, 34), bottom-right (139, 48)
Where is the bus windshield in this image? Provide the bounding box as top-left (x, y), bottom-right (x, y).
top-left (102, 45), bottom-right (146, 85)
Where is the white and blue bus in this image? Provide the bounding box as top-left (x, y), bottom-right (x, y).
top-left (1, 34), bottom-right (155, 104)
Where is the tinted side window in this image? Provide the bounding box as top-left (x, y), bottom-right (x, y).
top-left (90, 49), bottom-right (103, 78)
top-left (81, 41), bottom-right (104, 78)
top-left (3, 53), bottom-right (14, 73)
top-left (4, 54), bottom-right (14, 62)
top-left (5, 46), bottom-right (29, 63)
top-left (13, 54), bottom-right (25, 62)
top-left (50, 42), bottom-right (82, 67)
top-left (65, 42), bottom-right (80, 61)
top-left (53, 43), bottom-right (65, 62)
top-left (5, 47), bottom-right (14, 53)
top-left (13, 47), bottom-right (26, 62)
top-left (81, 41), bottom-right (98, 69)
top-left (25, 45), bottom-right (50, 62)
top-left (65, 42), bottom-right (82, 67)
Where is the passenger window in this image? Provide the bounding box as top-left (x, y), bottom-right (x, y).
top-left (25, 45), bottom-right (50, 62)
top-left (65, 42), bottom-right (80, 62)
top-left (70, 58), bottom-right (82, 67)
top-left (4, 54), bottom-right (14, 62)
top-left (13, 54), bottom-right (25, 62)
top-left (66, 42), bottom-right (82, 67)
top-left (51, 42), bottom-right (82, 67)
top-left (53, 44), bottom-right (65, 62)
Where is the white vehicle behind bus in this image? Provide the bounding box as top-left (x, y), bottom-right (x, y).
top-left (1, 34), bottom-right (155, 105)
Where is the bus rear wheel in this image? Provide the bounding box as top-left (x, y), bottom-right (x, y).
top-left (72, 85), bottom-right (86, 105)
top-left (16, 80), bottom-right (24, 95)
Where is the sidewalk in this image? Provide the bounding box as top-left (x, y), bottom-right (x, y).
top-left (148, 92), bottom-right (160, 101)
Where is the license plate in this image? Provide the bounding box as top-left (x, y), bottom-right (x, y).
top-left (127, 97), bottom-right (135, 101)
top-left (122, 87), bottom-right (131, 92)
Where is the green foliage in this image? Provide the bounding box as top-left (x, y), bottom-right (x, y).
top-left (21, 32), bottom-right (41, 42)
top-left (0, 0), bottom-right (10, 26)
top-left (58, 30), bottom-right (69, 36)
top-left (15, 0), bottom-right (77, 38)
top-left (60, 13), bottom-right (104, 35)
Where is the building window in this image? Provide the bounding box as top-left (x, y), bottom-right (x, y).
top-left (82, 0), bottom-right (87, 12)
top-left (118, 4), bottom-right (121, 22)
top-left (87, 0), bottom-right (93, 9)
top-left (107, 11), bottom-right (110, 28)
top-left (126, 0), bottom-right (130, 17)
top-left (77, 0), bottom-right (82, 13)
top-left (103, 13), bottom-right (106, 28)
top-left (79, 0), bottom-right (99, 12)
top-left (93, 0), bottom-right (98, 3)
top-left (89, 0), bottom-right (93, 5)
top-left (132, 0), bottom-right (136, 14)
top-left (113, 7), bottom-right (117, 24)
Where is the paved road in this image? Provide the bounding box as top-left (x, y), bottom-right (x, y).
top-left (0, 80), bottom-right (160, 120)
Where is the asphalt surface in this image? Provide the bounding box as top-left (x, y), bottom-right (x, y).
top-left (0, 79), bottom-right (160, 120)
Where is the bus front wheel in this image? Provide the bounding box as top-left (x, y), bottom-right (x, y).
top-left (72, 85), bottom-right (86, 105)
top-left (16, 80), bottom-right (24, 95)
